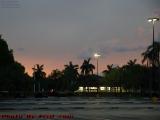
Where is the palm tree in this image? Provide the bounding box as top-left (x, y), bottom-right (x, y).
top-left (64, 61), bottom-right (79, 71)
top-left (142, 42), bottom-right (160, 96)
top-left (48, 69), bottom-right (63, 92)
top-left (63, 61), bottom-right (79, 91)
top-left (48, 69), bottom-right (63, 80)
top-left (102, 64), bottom-right (114, 74)
top-left (154, 42), bottom-right (160, 66)
top-left (32, 64), bottom-right (46, 92)
top-left (127, 59), bottom-right (137, 66)
top-left (142, 41), bottom-right (160, 67)
top-left (103, 64), bottom-right (122, 93)
top-left (80, 58), bottom-right (95, 75)
top-left (32, 64), bottom-right (46, 80)
top-left (142, 47), bottom-right (154, 67)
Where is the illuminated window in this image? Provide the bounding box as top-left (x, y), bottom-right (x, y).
top-left (90, 87), bottom-right (97, 90)
top-left (100, 87), bottom-right (106, 91)
top-left (107, 87), bottom-right (111, 91)
top-left (79, 87), bottom-right (83, 91)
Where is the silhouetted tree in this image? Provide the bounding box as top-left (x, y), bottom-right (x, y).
top-left (48, 69), bottom-right (63, 80)
top-left (47, 69), bottom-right (63, 91)
top-left (103, 65), bottom-right (121, 93)
top-left (142, 42), bottom-right (160, 95)
top-left (127, 59), bottom-right (137, 66)
top-left (0, 35), bottom-right (31, 97)
top-left (122, 60), bottom-right (144, 93)
top-left (80, 58), bottom-right (95, 75)
top-left (32, 64), bottom-right (46, 80)
top-left (32, 64), bottom-right (46, 92)
top-left (102, 64), bottom-right (114, 73)
top-left (0, 35), bottom-right (14, 66)
top-left (142, 41), bottom-right (160, 67)
top-left (63, 61), bottom-right (79, 91)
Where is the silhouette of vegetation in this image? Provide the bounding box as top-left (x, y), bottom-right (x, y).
top-left (63, 62), bottom-right (79, 91)
top-left (121, 60), bottom-right (148, 94)
top-left (80, 58), bottom-right (95, 75)
top-left (0, 35), bottom-right (160, 97)
top-left (0, 35), bottom-right (32, 98)
top-left (47, 62), bottom-right (79, 94)
top-left (141, 41), bottom-right (160, 96)
top-left (0, 35), bottom-right (14, 66)
top-left (79, 58), bottom-right (101, 92)
top-left (142, 41), bottom-right (160, 67)
top-left (47, 69), bottom-right (63, 92)
top-left (32, 64), bottom-right (46, 92)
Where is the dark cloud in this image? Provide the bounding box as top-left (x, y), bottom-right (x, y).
top-left (113, 46), bottom-right (145, 53)
top-left (77, 48), bottom-right (94, 60)
top-left (151, 0), bottom-right (160, 8)
top-left (0, 0), bottom-right (20, 8)
top-left (98, 47), bottom-right (110, 58)
top-left (78, 45), bottom-right (145, 60)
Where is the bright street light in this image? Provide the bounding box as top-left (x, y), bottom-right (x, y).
top-left (94, 53), bottom-right (101, 58)
top-left (94, 53), bottom-right (101, 75)
top-left (148, 18), bottom-right (159, 23)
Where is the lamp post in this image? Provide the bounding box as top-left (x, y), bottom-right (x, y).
top-left (94, 53), bottom-right (101, 76)
top-left (147, 17), bottom-right (159, 97)
top-left (148, 18), bottom-right (159, 44)
top-left (148, 18), bottom-right (159, 65)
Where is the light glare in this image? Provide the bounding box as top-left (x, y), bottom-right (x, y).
top-left (94, 53), bottom-right (101, 58)
top-left (148, 18), bottom-right (159, 23)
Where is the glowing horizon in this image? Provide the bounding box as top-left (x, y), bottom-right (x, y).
top-left (0, 0), bottom-right (160, 76)
top-left (15, 50), bottom-right (143, 76)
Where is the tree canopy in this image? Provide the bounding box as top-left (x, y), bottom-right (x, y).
top-left (0, 35), bottom-right (31, 96)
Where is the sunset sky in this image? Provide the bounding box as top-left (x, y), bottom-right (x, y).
top-left (0, 0), bottom-right (160, 75)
